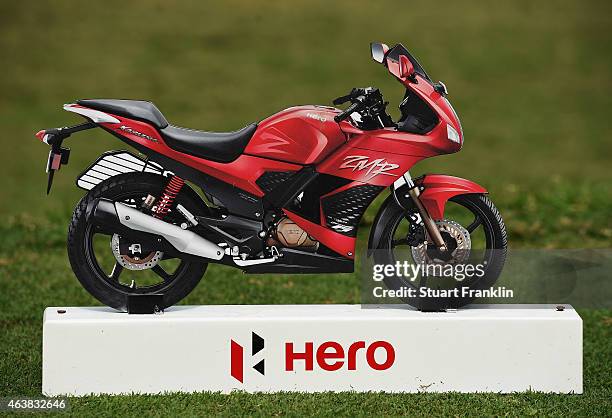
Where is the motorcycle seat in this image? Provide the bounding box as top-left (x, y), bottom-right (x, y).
top-left (78, 98), bottom-right (258, 163)
top-left (77, 99), bottom-right (169, 129)
top-left (159, 123), bottom-right (258, 163)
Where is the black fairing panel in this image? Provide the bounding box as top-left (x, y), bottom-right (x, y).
top-left (256, 171), bottom-right (297, 194)
top-left (397, 90), bottom-right (439, 134)
top-left (285, 174), bottom-right (352, 224)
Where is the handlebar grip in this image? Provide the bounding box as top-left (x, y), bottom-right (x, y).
top-left (334, 102), bottom-right (360, 123)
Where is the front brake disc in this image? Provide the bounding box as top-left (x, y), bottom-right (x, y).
top-left (411, 219), bottom-right (471, 265)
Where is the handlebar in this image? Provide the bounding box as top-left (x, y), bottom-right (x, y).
top-left (332, 87), bottom-right (375, 123)
top-left (332, 87), bottom-right (390, 125)
top-left (333, 100), bottom-right (363, 122)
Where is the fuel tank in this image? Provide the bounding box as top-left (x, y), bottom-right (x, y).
top-left (244, 105), bottom-right (346, 165)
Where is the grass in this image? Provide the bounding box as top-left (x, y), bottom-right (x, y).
top-left (0, 0), bottom-right (611, 416)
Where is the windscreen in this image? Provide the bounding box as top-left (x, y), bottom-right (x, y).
top-left (386, 44), bottom-right (431, 82)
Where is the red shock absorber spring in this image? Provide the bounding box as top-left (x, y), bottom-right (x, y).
top-left (154, 175), bottom-right (185, 219)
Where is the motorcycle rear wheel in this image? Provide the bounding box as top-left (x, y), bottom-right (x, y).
top-left (67, 172), bottom-right (208, 311)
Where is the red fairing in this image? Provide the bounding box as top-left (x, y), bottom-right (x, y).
top-left (406, 74), bottom-right (463, 148)
top-left (99, 115), bottom-right (302, 196)
top-left (318, 146), bottom-right (422, 187)
top-left (101, 116), bottom-right (164, 148)
top-left (389, 72), bottom-right (463, 152)
top-left (384, 49), bottom-right (463, 151)
top-left (317, 124), bottom-right (457, 186)
top-left (245, 106), bottom-right (346, 164)
top-left (342, 122), bottom-right (455, 157)
top-left (417, 174), bottom-right (487, 220)
top-left (316, 83), bottom-right (462, 186)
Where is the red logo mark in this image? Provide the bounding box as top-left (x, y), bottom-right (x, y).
top-left (230, 332), bottom-right (265, 383)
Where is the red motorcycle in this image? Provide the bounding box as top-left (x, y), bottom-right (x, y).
top-left (36, 42), bottom-right (506, 311)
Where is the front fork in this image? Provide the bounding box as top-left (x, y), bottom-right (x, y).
top-left (393, 171), bottom-right (447, 252)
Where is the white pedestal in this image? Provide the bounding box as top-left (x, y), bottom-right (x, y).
top-left (42, 304), bottom-right (582, 396)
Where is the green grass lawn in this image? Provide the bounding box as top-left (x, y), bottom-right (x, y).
top-left (1, 0), bottom-right (611, 416)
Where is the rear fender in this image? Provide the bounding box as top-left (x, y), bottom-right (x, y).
top-left (396, 174), bottom-right (487, 220)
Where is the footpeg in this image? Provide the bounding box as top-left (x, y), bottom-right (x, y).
top-left (176, 204), bottom-right (198, 227)
top-left (233, 256), bottom-right (277, 266)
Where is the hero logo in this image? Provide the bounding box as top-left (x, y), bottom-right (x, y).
top-left (306, 112), bottom-right (327, 122)
top-left (119, 125), bottom-right (158, 142)
top-left (230, 334), bottom-right (395, 383)
top-left (340, 156), bottom-right (399, 180)
top-left (230, 332), bottom-right (265, 383)
top-left (286, 340), bottom-right (395, 372)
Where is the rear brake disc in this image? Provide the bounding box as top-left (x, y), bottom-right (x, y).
top-left (110, 234), bottom-right (163, 271)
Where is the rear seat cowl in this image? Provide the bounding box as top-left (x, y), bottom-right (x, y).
top-left (76, 98), bottom-right (258, 163)
top-left (76, 99), bottom-right (169, 129)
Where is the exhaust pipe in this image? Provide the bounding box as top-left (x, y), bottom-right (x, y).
top-left (89, 199), bottom-right (224, 261)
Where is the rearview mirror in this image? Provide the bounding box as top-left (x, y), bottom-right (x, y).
top-left (370, 42), bottom-right (389, 63)
top-left (399, 55), bottom-right (414, 78)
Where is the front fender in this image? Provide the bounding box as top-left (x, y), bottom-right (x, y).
top-left (400, 174), bottom-right (487, 220)
top-left (368, 174), bottom-right (487, 255)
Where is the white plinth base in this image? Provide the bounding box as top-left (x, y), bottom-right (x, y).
top-left (42, 304), bottom-right (582, 396)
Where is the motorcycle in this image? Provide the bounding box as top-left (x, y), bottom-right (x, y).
top-left (36, 42), bottom-right (507, 311)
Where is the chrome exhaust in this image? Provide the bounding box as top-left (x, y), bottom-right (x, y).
top-left (89, 199), bottom-right (224, 261)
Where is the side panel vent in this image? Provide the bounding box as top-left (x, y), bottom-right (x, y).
top-left (255, 171), bottom-right (296, 194)
top-left (321, 185), bottom-right (383, 237)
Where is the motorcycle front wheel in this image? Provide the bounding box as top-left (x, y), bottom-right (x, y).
top-left (370, 193), bottom-right (507, 310)
top-left (67, 172), bottom-right (208, 311)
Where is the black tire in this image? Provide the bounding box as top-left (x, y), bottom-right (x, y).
top-left (370, 193), bottom-right (507, 310)
top-left (67, 172), bottom-right (208, 311)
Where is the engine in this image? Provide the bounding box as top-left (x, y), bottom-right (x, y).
top-left (267, 217), bottom-right (319, 251)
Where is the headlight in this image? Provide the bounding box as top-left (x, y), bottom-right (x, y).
top-left (443, 97), bottom-right (463, 144)
top-left (446, 124), bottom-right (461, 144)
